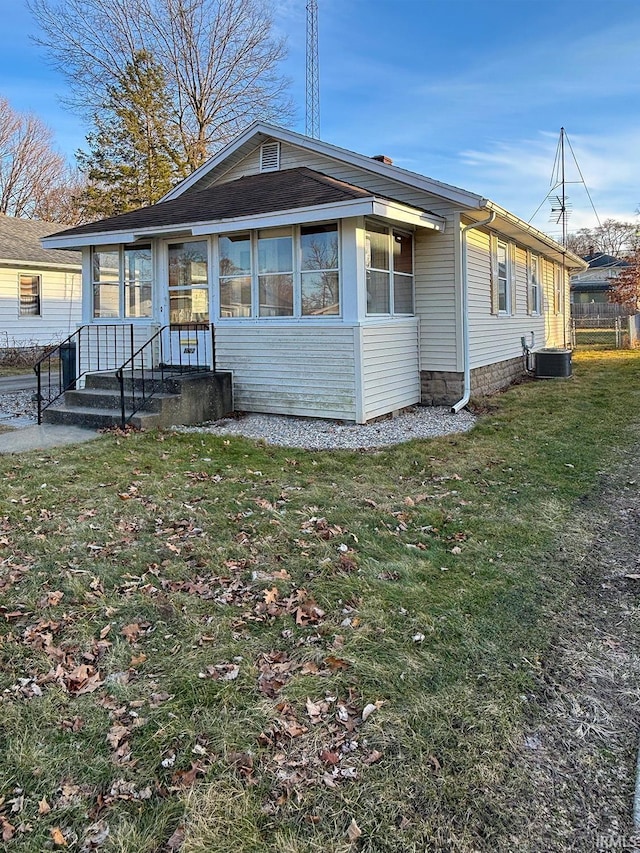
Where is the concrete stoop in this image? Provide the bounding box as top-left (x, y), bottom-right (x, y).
top-left (42, 370), bottom-right (233, 430)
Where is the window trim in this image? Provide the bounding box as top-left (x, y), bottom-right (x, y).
top-left (365, 220), bottom-right (414, 317)
top-left (18, 273), bottom-right (42, 318)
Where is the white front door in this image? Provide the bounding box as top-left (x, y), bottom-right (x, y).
top-left (161, 239), bottom-right (212, 368)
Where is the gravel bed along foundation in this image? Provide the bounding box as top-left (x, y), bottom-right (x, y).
top-left (176, 406), bottom-right (476, 450)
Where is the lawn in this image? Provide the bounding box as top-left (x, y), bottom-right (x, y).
top-left (1, 351), bottom-right (639, 852)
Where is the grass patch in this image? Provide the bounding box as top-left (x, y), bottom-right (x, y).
top-left (0, 351), bottom-right (639, 851)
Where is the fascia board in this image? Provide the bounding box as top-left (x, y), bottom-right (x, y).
top-left (371, 200), bottom-right (444, 231)
top-left (0, 258), bottom-right (81, 270)
top-left (190, 199), bottom-right (378, 234)
top-left (41, 233), bottom-right (139, 249)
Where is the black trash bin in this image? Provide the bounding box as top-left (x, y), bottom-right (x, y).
top-left (59, 342), bottom-right (77, 390)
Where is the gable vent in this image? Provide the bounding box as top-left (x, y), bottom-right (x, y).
top-left (260, 141), bottom-right (280, 172)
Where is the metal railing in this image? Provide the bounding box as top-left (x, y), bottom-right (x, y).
top-left (34, 324), bottom-right (138, 424)
top-left (116, 323), bottom-right (215, 426)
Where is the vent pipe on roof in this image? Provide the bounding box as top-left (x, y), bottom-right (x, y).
top-left (371, 155), bottom-right (393, 165)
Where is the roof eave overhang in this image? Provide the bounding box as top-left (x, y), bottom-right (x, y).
top-left (480, 202), bottom-right (588, 269)
top-left (41, 197), bottom-right (445, 249)
top-left (0, 257), bottom-right (81, 270)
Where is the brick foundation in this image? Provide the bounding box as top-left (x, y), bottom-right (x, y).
top-left (421, 356), bottom-right (524, 406)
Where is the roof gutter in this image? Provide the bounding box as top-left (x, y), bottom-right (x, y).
top-left (451, 211), bottom-right (497, 414)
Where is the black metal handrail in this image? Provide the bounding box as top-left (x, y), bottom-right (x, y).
top-left (34, 324), bottom-right (137, 424)
top-left (116, 323), bottom-right (215, 427)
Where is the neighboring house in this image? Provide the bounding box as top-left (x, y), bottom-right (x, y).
top-left (42, 123), bottom-right (587, 423)
top-left (570, 251), bottom-right (628, 307)
top-left (0, 216), bottom-right (82, 350)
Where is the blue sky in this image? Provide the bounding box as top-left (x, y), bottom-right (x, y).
top-left (2, 0), bottom-right (639, 237)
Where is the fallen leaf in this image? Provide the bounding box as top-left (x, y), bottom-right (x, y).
top-left (120, 623), bottom-right (141, 643)
top-left (361, 700), bottom-right (384, 722)
top-left (51, 826), bottom-right (68, 846)
top-left (38, 797), bottom-right (51, 814)
top-left (346, 818), bottom-right (362, 843)
top-left (1, 817), bottom-right (15, 842)
top-left (166, 825), bottom-right (185, 851)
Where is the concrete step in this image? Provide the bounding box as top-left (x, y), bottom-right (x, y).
top-left (63, 387), bottom-right (178, 413)
top-left (42, 403), bottom-right (162, 430)
top-left (84, 371), bottom-right (174, 393)
top-left (41, 370), bottom-right (233, 431)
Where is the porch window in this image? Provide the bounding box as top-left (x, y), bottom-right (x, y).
top-left (497, 240), bottom-right (509, 313)
top-left (92, 244), bottom-right (152, 319)
top-left (125, 245), bottom-right (152, 318)
top-left (168, 240), bottom-right (209, 323)
top-left (300, 223), bottom-right (339, 315)
top-left (19, 274), bottom-right (41, 316)
top-left (258, 227), bottom-right (293, 317)
top-left (365, 221), bottom-right (414, 315)
top-left (217, 222), bottom-right (340, 319)
top-left (219, 233), bottom-right (251, 317)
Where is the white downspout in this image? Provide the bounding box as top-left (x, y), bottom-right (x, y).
top-left (451, 210), bottom-right (497, 413)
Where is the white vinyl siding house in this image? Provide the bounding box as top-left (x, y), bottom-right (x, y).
top-left (0, 217), bottom-right (81, 349)
top-left (42, 123), bottom-right (585, 424)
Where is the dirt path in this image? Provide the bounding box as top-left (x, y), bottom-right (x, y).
top-left (492, 462), bottom-right (640, 851)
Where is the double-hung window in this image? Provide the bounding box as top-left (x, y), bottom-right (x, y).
top-left (258, 227), bottom-right (294, 317)
top-left (553, 264), bottom-right (563, 314)
top-left (365, 221), bottom-right (414, 315)
top-left (528, 253), bottom-right (541, 315)
top-left (218, 222), bottom-right (340, 319)
top-left (92, 244), bottom-right (152, 319)
top-left (497, 240), bottom-right (509, 313)
top-left (19, 274), bottom-right (41, 316)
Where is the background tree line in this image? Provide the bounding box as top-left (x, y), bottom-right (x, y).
top-left (1, 0), bottom-right (291, 223)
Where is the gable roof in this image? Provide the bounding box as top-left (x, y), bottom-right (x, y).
top-left (161, 122), bottom-right (487, 209)
top-left (0, 215), bottom-right (80, 267)
top-left (156, 122), bottom-right (586, 269)
top-left (43, 167), bottom-right (444, 248)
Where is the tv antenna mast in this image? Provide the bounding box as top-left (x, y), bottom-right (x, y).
top-left (529, 127), bottom-right (601, 248)
top-left (306, 0), bottom-right (320, 138)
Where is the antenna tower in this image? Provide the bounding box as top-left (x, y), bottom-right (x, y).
top-left (306, 0), bottom-right (320, 139)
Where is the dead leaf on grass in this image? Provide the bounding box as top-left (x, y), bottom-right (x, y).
top-left (166, 825), bottom-right (185, 851)
top-left (346, 818), bottom-right (362, 843)
top-left (51, 826), bottom-right (68, 846)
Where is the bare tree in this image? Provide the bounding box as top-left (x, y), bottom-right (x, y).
top-left (567, 219), bottom-right (640, 258)
top-left (0, 97), bottom-right (69, 219)
top-left (28, 0), bottom-right (294, 172)
top-left (34, 169), bottom-right (88, 225)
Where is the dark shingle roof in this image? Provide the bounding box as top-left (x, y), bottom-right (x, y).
top-left (47, 167), bottom-right (430, 241)
top-left (0, 216), bottom-right (80, 266)
top-left (583, 252), bottom-right (628, 269)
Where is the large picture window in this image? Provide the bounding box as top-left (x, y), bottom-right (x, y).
top-left (365, 221), bottom-right (414, 315)
top-left (217, 222), bottom-right (340, 319)
top-left (19, 274), bottom-right (42, 317)
top-left (92, 244), bottom-right (152, 319)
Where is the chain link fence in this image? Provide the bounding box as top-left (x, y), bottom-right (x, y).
top-left (571, 316), bottom-right (628, 349)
